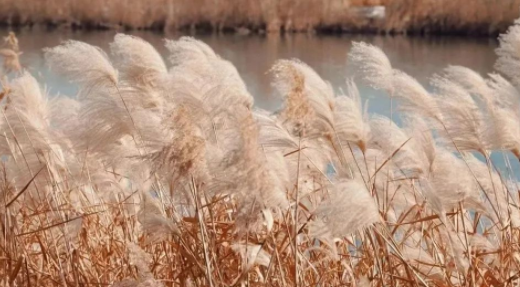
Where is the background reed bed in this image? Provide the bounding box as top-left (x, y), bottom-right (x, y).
top-left (0, 0), bottom-right (361, 33)
top-left (0, 0), bottom-right (518, 35)
top-left (3, 16), bottom-right (520, 287)
top-left (385, 0), bottom-right (520, 35)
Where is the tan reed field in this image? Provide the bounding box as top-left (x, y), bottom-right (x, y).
top-left (3, 16), bottom-right (520, 287)
top-left (385, 0), bottom-right (520, 35)
top-left (0, 0), bottom-right (518, 35)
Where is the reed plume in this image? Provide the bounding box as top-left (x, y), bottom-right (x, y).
top-left (110, 33), bottom-right (167, 87)
top-left (271, 60), bottom-right (316, 136)
top-left (431, 75), bottom-right (490, 153)
top-left (165, 37), bottom-right (254, 114)
top-left (333, 79), bottom-right (370, 152)
top-left (310, 179), bottom-right (379, 239)
top-left (348, 42), bottom-right (393, 91)
top-left (496, 18), bottom-right (520, 87)
top-left (44, 40), bottom-right (118, 89)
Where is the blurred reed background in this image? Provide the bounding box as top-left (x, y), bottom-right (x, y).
top-left (0, 0), bottom-right (517, 35)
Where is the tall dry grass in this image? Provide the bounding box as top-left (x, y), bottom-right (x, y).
top-left (0, 0), bottom-right (517, 34)
top-left (0, 0), bottom-right (358, 32)
top-left (3, 17), bottom-right (520, 287)
top-left (386, 0), bottom-right (520, 35)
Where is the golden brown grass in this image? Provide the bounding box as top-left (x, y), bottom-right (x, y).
top-left (3, 20), bottom-right (520, 286)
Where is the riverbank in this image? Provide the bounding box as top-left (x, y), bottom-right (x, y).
top-left (0, 0), bottom-right (518, 36)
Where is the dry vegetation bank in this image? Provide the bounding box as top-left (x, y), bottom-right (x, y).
top-left (3, 13), bottom-right (520, 287)
top-left (386, 0), bottom-right (520, 35)
top-left (0, 0), bottom-right (518, 35)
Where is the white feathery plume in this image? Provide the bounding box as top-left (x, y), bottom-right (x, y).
top-left (68, 164), bottom-right (132, 211)
top-left (427, 149), bottom-right (483, 212)
top-left (254, 110), bottom-right (298, 150)
top-left (391, 70), bottom-right (440, 121)
top-left (286, 138), bottom-right (334, 193)
top-left (75, 88), bottom-right (136, 153)
top-left (439, 66), bottom-right (512, 152)
top-left (166, 36), bottom-right (216, 65)
top-left (48, 96), bottom-right (80, 137)
top-left (443, 65), bottom-right (493, 101)
top-left (348, 42), bottom-right (393, 91)
top-left (271, 59), bottom-right (335, 136)
top-left (289, 60), bottom-right (335, 108)
top-left (495, 19), bottom-right (520, 86)
top-left (110, 34), bottom-right (167, 86)
top-left (147, 105), bottom-right (209, 182)
top-left (436, 67), bottom-right (520, 158)
top-left (403, 117), bottom-right (436, 173)
top-left (74, 85), bottom-right (165, 162)
top-left (351, 148), bottom-right (418, 212)
top-left (270, 60), bottom-right (342, 171)
top-left (165, 37), bottom-right (254, 111)
top-left (46, 97), bottom-right (86, 169)
top-left (235, 111), bottom-right (290, 218)
top-left (417, 178), bottom-right (449, 223)
top-left (44, 40), bottom-right (118, 88)
top-left (271, 60), bottom-right (315, 136)
top-left (431, 75), bottom-right (490, 153)
top-left (265, 150), bottom-right (291, 197)
top-left (309, 179), bottom-right (379, 239)
top-left (345, 148), bottom-right (383, 181)
top-left (138, 191), bottom-right (179, 245)
top-left (349, 43), bottom-right (441, 124)
top-left (465, 155), bottom-right (520, 228)
top-left (334, 79), bottom-right (370, 153)
top-left (45, 44), bottom-right (168, 161)
top-left (487, 73), bottom-right (520, 109)
top-left (0, 72), bottom-right (76, 208)
top-left (209, 110), bottom-right (289, 232)
top-left (0, 72), bottom-right (50, 160)
top-left (485, 73), bottom-right (520, 157)
top-left (2, 72), bottom-right (48, 134)
top-left (118, 85), bottom-right (165, 113)
top-left (440, 67), bottom-right (520, 158)
top-left (369, 115), bottom-right (423, 177)
top-left (487, 105), bottom-right (520, 157)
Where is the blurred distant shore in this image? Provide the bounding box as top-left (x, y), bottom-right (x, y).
top-left (0, 0), bottom-right (518, 36)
